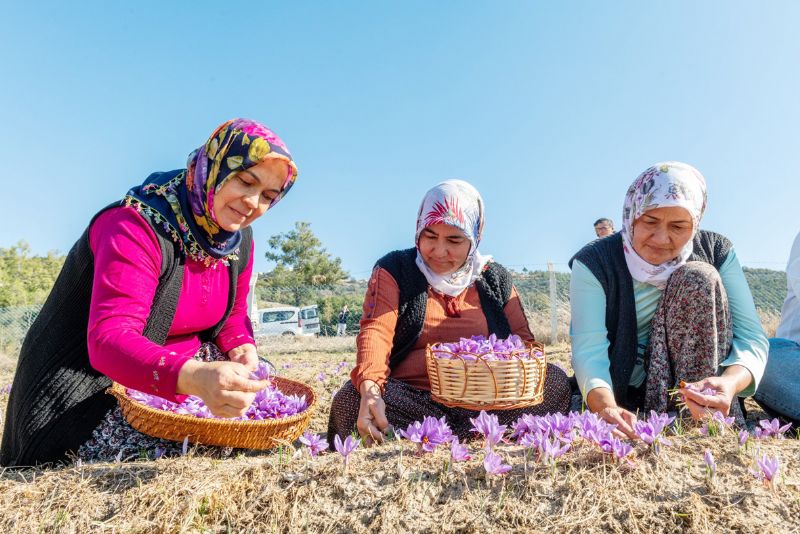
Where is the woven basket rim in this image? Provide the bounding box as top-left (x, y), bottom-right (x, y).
top-left (108, 375), bottom-right (317, 430)
top-left (428, 340), bottom-right (545, 361)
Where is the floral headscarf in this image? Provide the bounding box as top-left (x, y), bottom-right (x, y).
top-left (414, 180), bottom-right (492, 297)
top-left (621, 161), bottom-right (707, 288)
top-left (125, 119), bottom-right (298, 266)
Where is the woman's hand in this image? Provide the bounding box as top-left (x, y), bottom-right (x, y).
top-left (357, 380), bottom-right (390, 446)
top-left (679, 365), bottom-right (752, 420)
top-left (586, 387), bottom-right (639, 440)
top-left (227, 343), bottom-right (259, 372)
top-left (176, 359), bottom-right (269, 418)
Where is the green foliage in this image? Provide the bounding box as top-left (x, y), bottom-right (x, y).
top-left (0, 241), bottom-right (65, 308)
top-left (743, 267), bottom-right (787, 313)
top-left (259, 222), bottom-right (349, 307)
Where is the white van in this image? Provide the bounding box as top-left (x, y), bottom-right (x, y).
top-left (299, 305), bottom-right (320, 336)
top-left (254, 305), bottom-right (320, 336)
top-left (255, 306), bottom-right (302, 336)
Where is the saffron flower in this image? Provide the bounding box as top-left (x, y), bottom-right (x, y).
top-left (699, 411), bottom-right (735, 436)
top-left (450, 438), bottom-right (471, 462)
top-left (299, 432), bottom-right (329, 458)
top-left (754, 454), bottom-right (780, 487)
top-left (738, 429), bottom-right (749, 448)
top-left (483, 451), bottom-right (512, 476)
top-left (754, 418), bottom-right (792, 439)
top-left (316, 372), bottom-right (327, 383)
top-left (703, 449), bottom-right (716, 478)
top-left (398, 416), bottom-right (454, 453)
top-left (634, 411), bottom-right (674, 454)
top-left (334, 435), bottom-right (359, 467)
top-left (469, 410), bottom-right (507, 449)
top-left (540, 436), bottom-right (571, 466)
top-left (600, 437), bottom-right (633, 462)
top-left (431, 334), bottom-right (538, 361)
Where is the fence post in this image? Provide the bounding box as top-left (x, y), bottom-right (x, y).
top-left (548, 261), bottom-right (558, 344)
top-left (248, 271), bottom-right (259, 323)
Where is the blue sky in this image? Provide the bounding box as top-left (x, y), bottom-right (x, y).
top-left (1, 2), bottom-right (797, 278)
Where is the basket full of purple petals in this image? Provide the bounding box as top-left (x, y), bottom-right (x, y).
top-left (425, 334), bottom-right (547, 411)
top-left (108, 361), bottom-right (316, 450)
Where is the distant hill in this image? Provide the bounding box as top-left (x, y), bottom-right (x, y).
top-left (510, 266), bottom-right (787, 314)
top-left (743, 267), bottom-right (787, 313)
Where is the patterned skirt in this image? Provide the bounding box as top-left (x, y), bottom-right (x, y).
top-left (643, 261), bottom-right (743, 422)
top-left (77, 343), bottom-right (234, 462)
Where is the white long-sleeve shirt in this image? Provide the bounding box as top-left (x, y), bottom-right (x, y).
top-left (776, 231), bottom-right (800, 343)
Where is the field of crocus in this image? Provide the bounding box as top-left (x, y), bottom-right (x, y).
top-left (1, 337), bottom-right (799, 533)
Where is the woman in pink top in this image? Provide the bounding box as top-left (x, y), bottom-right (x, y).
top-left (1, 119), bottom-right (298, 466)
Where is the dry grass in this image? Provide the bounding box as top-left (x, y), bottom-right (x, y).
top-left (1, 341), bottom-right (799, 533)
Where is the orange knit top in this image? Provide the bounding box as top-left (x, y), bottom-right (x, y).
top-left (350, 266), bottom-right (535, 392)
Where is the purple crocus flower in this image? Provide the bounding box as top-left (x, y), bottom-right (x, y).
top-left (469, 411), bottom-right (507, 449)
top-left (299, 432), bottom-right (329, 458)
top-left (754, 418), bottom-right (792, 439)
top-left (398, 416), bottom-right (454, 453)
top-left (600, 437), bottom-right (633, 462)
top-left (700, 411), bottom-right (735, 436)
top-left (755, 454), bottom-right (780, 484)
top-left (634, 412), bottom-right (673, 453)
top-left (0, 383), bottom-right (11, 395)
top-left (703, 449), bottom-right (716, 476)
top-left (520, 429), bottom-right (549, 451)
top-left (483, 451), bottom-right (512, 476)
top-left (450, 438), bottom-right (471, 462)
top-left (738, 429), bottom-right (749, 447)
top-left (334, 435), bottom-right (359, 467)
top-left (316, 372), bottom-right (327, 383)
top-left (540, 436), bottom-right (570, 466)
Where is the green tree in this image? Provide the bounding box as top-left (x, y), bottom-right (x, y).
top-left (260, 222), bottom-right (349, 306)
top-left (0, 241), bottom-right (65, 308)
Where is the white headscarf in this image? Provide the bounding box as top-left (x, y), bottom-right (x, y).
top-left (620, 161), bottom-right (708, 289)
top-left (414, 180), bottom-right (492, 297)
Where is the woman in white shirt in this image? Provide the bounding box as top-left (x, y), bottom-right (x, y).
top-left (754, 231), bottom-right (800, 425)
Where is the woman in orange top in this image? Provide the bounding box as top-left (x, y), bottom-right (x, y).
top-left (327, 180), bottom-right (571, 444)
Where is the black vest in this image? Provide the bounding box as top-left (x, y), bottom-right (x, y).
top-left (375, 248), bottom-right (515, 370)
top-left (569, 231), bottom-right (731, 408)
top-left (0, 203), bottom-right (252, 467)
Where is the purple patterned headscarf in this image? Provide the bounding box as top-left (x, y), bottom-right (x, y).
top-left (125, 119), bottom-right (298, 265)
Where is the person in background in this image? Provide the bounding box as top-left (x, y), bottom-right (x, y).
top-left (337, 305), bottom-right (349, 336)
top-left (594, 218), bottom-right (615, 238)
top-left (570, 162), bottom-right (767, 439)
top-left (754, 230), bottom-right (800, 426)
top-left (1, 119), bottom-right (298, 466)
top-left (328, 180), bottom-right (571, 444)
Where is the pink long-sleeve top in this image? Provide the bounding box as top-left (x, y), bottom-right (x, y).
top-left (87, 207), bottom-right (255, 402)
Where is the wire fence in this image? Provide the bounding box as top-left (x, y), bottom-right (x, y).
top-left (0, 267), bottom-right (788, 356)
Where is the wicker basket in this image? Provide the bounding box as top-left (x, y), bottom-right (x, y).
top-left (107, 377), bottom-right (316, 450)
top-left (425, 341), bottom-right (547, 410)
